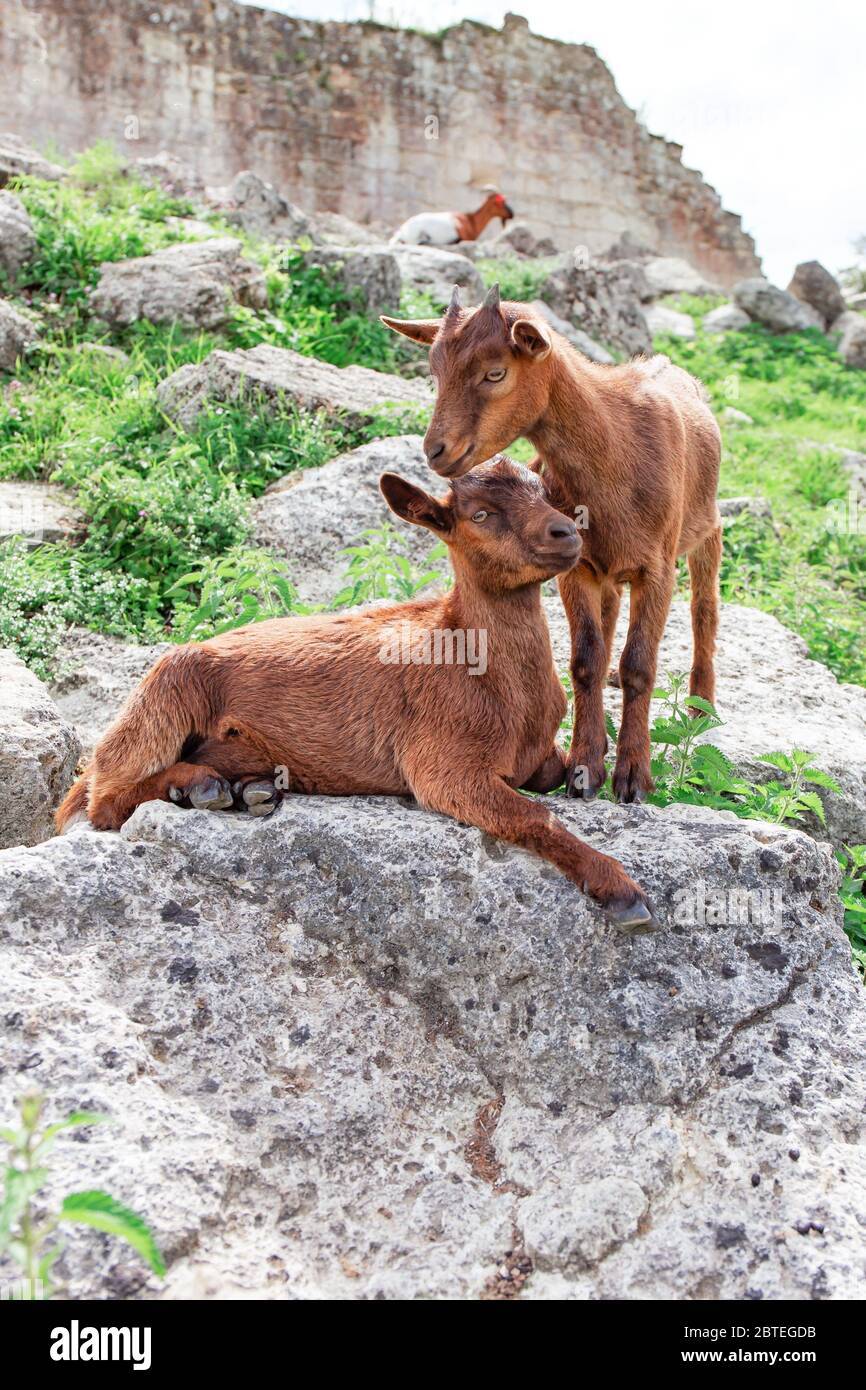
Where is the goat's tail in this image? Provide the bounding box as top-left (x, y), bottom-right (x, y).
top-left (57, 645), bottom-right (220, 830)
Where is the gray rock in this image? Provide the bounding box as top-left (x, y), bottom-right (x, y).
top-left (0, 480), bottom-right (81, 546)
top-left (545, 597), bottom-right (866, 847)
top-left (0, 298), bottom-right (38, 372)
top-left (835, 312), bottom-right (866, 369)
top-left (717, 495), bottom-right (773, 523)
top-left (304, 244), bottom-right (401, 314)
top-left (90, 239), bottom-right (267, 330)
top-left (223, 170), bottom-right (316, 243)
top-left (733, 278), bottom-right (825, 334)
top-left (642, 256), bottom-right (720, 298)
top-left (539, 260), bottom-right (652, 357)
top-left (389, 244), bottom-right (485, 307)
top-left (252, 434), bottom-right (440, 603)
top-left (0, 133), bottom-right (65, 186)
top-left (0, 648), bottom-right (79, 848)
top-left (787, 261), bottom-right (846, 328)
top-left (486, 220), bottom-right (558, 258)
top-left (702, 302), bottom-right (751, 333)
top-left (602, 230), bottom-right (654, 262)
top-left (47, 628), bottom-right (171, 760)
top-left (0, 792), bottom-right (862, 1299)
top-left (719, 405), bottom-right (755, 426)
top-left (644, 303), bottom-right (695, 340)
top-left (157, 343), bottom-right (431, 432)
top-left (528, 300), bottom-right (614, 363)
top-left (0, 190), bottom-right (36, 281)
top-left (313, 210), bottom-right (391, 247)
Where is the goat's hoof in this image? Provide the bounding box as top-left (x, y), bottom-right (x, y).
top-left (565, 762), bottom-right (604, 800)
top-left (611, 760), bottom-right (654, 805)
top-left (605, 897), bottom-right (661, 935)
top-left (607, 668), bottom-right (621, 688)
top-left (233, 779), bottom-right (280, 817)
top-left (186, 775), bottom-right (234, 812)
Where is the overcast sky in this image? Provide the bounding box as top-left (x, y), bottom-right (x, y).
top-left (236, 0), bottom-right (865, 285)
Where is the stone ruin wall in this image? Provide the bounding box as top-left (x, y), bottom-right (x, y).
top-left (0, 1), bottom-right (761, 284)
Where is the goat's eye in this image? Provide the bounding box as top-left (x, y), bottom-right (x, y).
top-left (472, 509), bottom-right (489, 523)
top-left (485, 367), bottom-right (506, 382)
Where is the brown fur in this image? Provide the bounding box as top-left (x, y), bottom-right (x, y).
top-left (381, 290), bottom-right (722, 802)
top-left (56, 460), bottom-right (650, 921)
top-left (453, 192), bottom-right (515, 243)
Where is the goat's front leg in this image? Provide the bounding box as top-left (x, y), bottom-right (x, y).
top-left (613, 561), bottom-right (676, 804)
top-left (411, 768), bottom-right (657, 932)
top-left (559, 565), bottom-right (608, 799)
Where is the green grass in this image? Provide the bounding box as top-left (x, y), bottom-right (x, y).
top-left (650, 315), bottom-right (866, 686)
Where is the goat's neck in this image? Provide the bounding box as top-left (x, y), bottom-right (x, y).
top-left (526, 352), bottom-right (613, 480)
top-left (441, 565), bottom-right (550, 666)
top-left (457, 202), bottom-right (498, 241)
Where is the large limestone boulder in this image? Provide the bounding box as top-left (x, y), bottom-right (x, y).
top-left (0, 479), bottom-right (81, 546)
top-left (642, 255), bottom-right (720, 298)
top-left (157, 344), bottom-right (432, 432)
top-left (90, 239), bottom-right (267, 330)
top-left (132, 151), bottom-right (204, 200)
top-left (545, 598), bottom-right (866, 847)
top-left (833, 311), bottom-right (866, 370)
top-left (0, 190), bottom-right (36, 281)
top-left (702, 302), bottom-right (750, 333)
top-left (0, 133), bottom-right (65, 186)
top-left (733, 278), bottom-right (824, 334)
top-left (0, 298), bottom-right (38, 371)
top-left (786, 261), bottom-right (846, 328)
top-left (252, 435), bottom-right (436, 603)
top-left (304, 244), bottom-right (401, 314)
top-left (644, 303), bottom-right (695, 340)
top-left (539, 260), bottom-right (652, 357)
top-left (485, 220), bottom-right (558, 258)
top-left (389, 244), bottom-right (485, 307)
top-left (223, 170), bottom-right (316, 243)
top-left (0, 649), bottom-right (80, 848)
top-left (527, 300), bottom-right (614, 363)
top-left (0, 794), bottom-right (862, 1299)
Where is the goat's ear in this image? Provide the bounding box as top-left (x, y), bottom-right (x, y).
top-left (380, 315), bottom-right (441, 345)
top-left (380, 473), bottom-right (453, 533)
top-left (510, 317), bottom-right (552, 360)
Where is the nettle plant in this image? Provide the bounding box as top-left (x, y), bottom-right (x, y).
top-left (331, 523), bottom-right (448, 608)
top-left (838, 845), bottom-right (866, 978)
top-left (0, 1093), bottom-right (164, 1300)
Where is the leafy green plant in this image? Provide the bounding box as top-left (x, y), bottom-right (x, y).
top-left (475, 255), bottom-right (558, 303)
top-left (0, 1092), bottom-right (164, 1300)
top-left (837, 845), bottom-right (866, 978)
top-left (743, 750), bottom-right (840, 826)
top-left (331, 524), bottom-right (447, 607)
top-left (167, 548), bottom-right (306, 640)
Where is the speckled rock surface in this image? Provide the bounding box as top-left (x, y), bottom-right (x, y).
top-left (157, 344), bottom-right (431, 432)
top-left (90, 239), bottom-right (267, 330)
top-left (0, 647), bottom-right (79, 847)
top-left (0, 795), bottom-right (861, 1299)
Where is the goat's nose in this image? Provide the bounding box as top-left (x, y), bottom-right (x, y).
top-left (546, 517), bottom-right (578, 541)
top-left (425, 440), bottom-right (446, 463)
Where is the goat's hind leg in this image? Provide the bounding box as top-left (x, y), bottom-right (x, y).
top-left (687, 523), bottom-right (722, 711)
top-left (188, 731), bottom-right (283, 817)
top-left (88, 761), bottom-right (233, 831)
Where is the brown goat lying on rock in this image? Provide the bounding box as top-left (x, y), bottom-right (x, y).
top-left (57, 459), bottom-right (656, 933)
top-left (383, 285), bottom-right (722, 805)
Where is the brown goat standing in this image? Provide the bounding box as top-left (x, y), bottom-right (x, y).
top-left (382, 285), bottom-right (722, 804)
top-left (57, 459), bottom-right (656, 932)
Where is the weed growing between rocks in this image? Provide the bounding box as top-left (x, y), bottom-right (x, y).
top-left (0, 1091), bottom-right (164, 1300)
